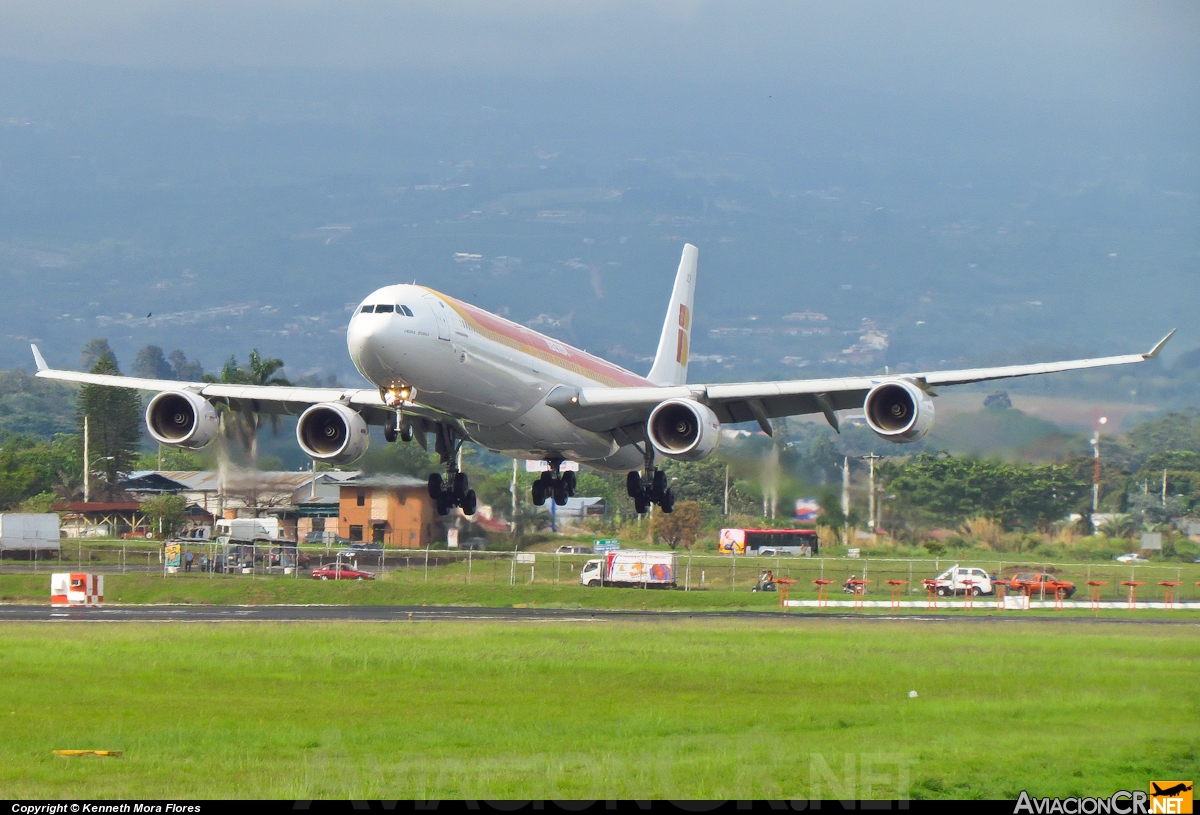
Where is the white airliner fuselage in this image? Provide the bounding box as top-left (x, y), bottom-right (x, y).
top-left (348, 284), bottom-right (648, 470)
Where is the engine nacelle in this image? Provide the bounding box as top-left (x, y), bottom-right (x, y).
top-left (863, 380), bottom-right (934, 443)
top-left (296, 403), bottom-right (369, 465)
top-left (145, 390), bottom-right (219, 450)
top-left (296, 402), bottom-right (370, 464)
top-left (647, 398), bottom-right (721, 461)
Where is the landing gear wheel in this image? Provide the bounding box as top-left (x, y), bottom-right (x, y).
top-left (659, 487), bottom-right (675, 514)
top-left (553, 481), bottom-right (569, 506)
top-left (453, 472), bottom-right (469, 500)
top-left (634, 494), bottom-right (649, 515)
top-left (563, 470), bottom-right (577, 496)
top-left (436, 491), bottom-right (451, 516)
top-left (461, 489), bottom-right (477, 516)
top-left (427, 473), bottom-right (443, 500)
top-left (626, 471), bottom-right (642, 499)
top-left (651, 470), bottom-right (667, 501)
top-left (531, 480), bottom-right (547, 507)
top-left (384, 423), bottom-right (398, 443)
top-left (400, 423), bottom-right (415, 443)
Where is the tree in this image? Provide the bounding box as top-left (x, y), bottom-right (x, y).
top-left (168, 350), bottom-right (204, 381)
top-left (75, 345), bottom-right (142, 500)
top-left (204, 350), bottom-right (291, 462)
top-left (141, 493), bottom-right (188, 537)
top-left (132, 346), bottom-right (174, 379)
top-left (652, 500), bottom-right (704, 550)
top-left (0, 433), bottom-right (83, 508)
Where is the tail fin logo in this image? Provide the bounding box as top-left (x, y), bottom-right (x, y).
top-left (676, 305), bottom-right (690, 364)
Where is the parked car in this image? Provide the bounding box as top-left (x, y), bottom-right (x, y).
top-left (336, 543), bottom-right (384, 559)
top-left (930, 565), bottom-right (994, 596)
top-left (267, 546), bottom-right (309, 568)
top-left (312, 564), bottom-right (375, 580)
top-left (1010, 572), bottom-right (1075, 598)
top-left (756, 547), bottom-right (794, 557)
top-left (1115, 553), bottom-right (1149, 564)
top-left (554, 545), bottom-right (591, 555)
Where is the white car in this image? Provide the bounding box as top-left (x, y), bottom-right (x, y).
top-left (930, 565), bottom-right (994, 597)
top-left (1115, 553), bottom-right (1149, 563)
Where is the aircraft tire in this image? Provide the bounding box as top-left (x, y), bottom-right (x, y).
top-left (428, 473), bottom-right (443, 500)
top-left (384, 423), bottom-right (397, 443)
top-left (659, 487), bottom-right (675, 514)
top-left (626, 471), bottom-right (641, 498)
top-left (462, 489), bottom-right (477, 516)
top-left (651, 470), bottom-right (667, 501)
top-left (436, 491), bottom-right (451, 516)
top-left (531, 480), bottom-right (546, 506)
top-left (563, 470), bottom-right (576, 496)
top-left (453, 472), bottom-right (469, 500)
top-left (634, 494), bottom-right (649, 515)
top-left (553, 482), bottom-right (569, 506)
top-left (400, 423), bottom-right (415, 443)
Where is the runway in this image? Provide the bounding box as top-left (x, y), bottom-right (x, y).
top-left (0, 604), bottom-right (1195, 625)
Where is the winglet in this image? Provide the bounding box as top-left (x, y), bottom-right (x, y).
top-left (30, 344), bottom-right (48, 372)
top-left (1145, 329), bottom-right (1176, 359)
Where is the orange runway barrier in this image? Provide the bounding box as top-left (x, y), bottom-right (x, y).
top-left (1121, 581), bottom-right (1145, 610)
top-left (885, 579), bottom-right (908, 610)
top-left (922, 578), bottom-right (939, 610)
top-left (961, 579), bottom-right (976, 610)
top-left (812, 579), bottom-right (834, 609)
top-left (774, 577), bottom-right (797, 610)
top-left (1085, 580), bottom-right (1109, 611)
top-left (845, 579), bottom-right (871, 611)
top-left (1158, 581), bottom-right (1182, 609)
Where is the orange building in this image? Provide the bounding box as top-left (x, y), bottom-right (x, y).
top-left (336, 475), bottom-right (436, 548)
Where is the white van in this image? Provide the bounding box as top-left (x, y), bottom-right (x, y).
top-left (931, 564), bottom-right (993, 596)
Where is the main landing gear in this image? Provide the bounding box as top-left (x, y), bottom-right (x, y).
top-left (425, 422), bottom-right (476, 517)
top-left (627, 448), bottom-right (674, 515)
top-left (530, 460), bottom-right (576, 507)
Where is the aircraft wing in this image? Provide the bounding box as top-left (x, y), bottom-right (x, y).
top-left (29, 345), bottom-right (460, 431)
top-left (548, 330), bottom-right (1175, 434)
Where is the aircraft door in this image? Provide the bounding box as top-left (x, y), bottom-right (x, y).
top-left (423, 294), bottom-right (451, 341)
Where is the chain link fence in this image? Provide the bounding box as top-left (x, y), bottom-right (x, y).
top-left (2, 542), bottom-right (1197, 603)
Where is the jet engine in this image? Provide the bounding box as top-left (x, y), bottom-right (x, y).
top-left (296, 402), bottom-right (370, 464)
top-left (646, 398), bottom-right (721, 461)
top-left (145, 390), bottom-right (219, 450)
top-left (863, 380), bottom-right (934, 443)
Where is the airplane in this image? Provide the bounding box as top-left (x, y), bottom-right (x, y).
top-left (1151, 783), bottom-right (1192, 798)
top-left (31, 243), bottom-right (1174, 517)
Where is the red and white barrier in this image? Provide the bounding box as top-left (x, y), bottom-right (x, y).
top-left (50, 573), bottom-right (103, 606)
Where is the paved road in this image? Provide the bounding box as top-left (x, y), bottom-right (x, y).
top-left (0, 604), bottom-right (1195, 625)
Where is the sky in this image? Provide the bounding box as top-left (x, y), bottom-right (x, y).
top-left (1, 1), bottom-right (1196, 102)
top-left (0, 1), bottom-right (1196, 388)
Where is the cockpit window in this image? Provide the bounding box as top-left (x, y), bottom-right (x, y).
top-left (360, 305), bottom-right (375, 313)
top-left (375, 304), bottom-right (394, 313)
top-left (399, 305), bottom-right (414, 317)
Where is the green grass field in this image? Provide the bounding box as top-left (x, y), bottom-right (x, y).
top-left (0, 619), bottom-right (1196, 799)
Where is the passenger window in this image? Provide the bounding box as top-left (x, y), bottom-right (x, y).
top-left (400, 305), bottom-right (414, 317)
top-left (360, 305), bottom-right (374, 313)
top-left (375, 304), bottom-right (394, 313)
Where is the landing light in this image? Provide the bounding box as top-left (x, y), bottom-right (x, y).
top-left (384, 385), bottom-right (415, 406)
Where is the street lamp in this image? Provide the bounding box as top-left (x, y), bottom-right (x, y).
top-left (1091, 416), bottom-right (1107, 517)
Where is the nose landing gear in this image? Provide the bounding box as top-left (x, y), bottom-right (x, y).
top-left (530, 460), bottom-right (576, 507)
top-left (626, 447), bottom-right (674, 514)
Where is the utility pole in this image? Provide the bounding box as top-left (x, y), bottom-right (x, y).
top-left (1091, 415), bottom-right (1107, 515)
top-left (841, 456), bottom-right (850, 546)
top-left (83, 415), bottom-right (90, 503)
top-left (723, 464), bottom-right (729, 516)
top-left (1162, 469), bottom-right (1168, 508)
top-left (510, 458), bottom-right (518, 534)
top-left (862, 454), bottom-right (881, 535)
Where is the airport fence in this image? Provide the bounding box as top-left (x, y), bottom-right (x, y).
top-left (2, 542), bottom-right (1198, 603)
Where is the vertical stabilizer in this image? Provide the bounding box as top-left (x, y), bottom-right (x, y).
top-left (647, 243), bottom-right (698, 386)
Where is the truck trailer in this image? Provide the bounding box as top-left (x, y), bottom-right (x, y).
top-left (579, 550), bottom-right (676, 588)
top-left (0, 513), bottom-right (61, 552)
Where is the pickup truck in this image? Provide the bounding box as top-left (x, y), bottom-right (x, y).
top-left (930, 564), bottom-right (994, 596)
top-left (1010, 572), bottom-right (1076, 599)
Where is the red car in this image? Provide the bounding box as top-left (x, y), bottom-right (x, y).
top-left (1010, 572), bottom-right (1075, 599)
top-left (311, 564), bottom-right (375, 581)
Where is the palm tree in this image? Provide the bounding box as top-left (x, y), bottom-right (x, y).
top-left (205, 350), bottom-right (291, 467)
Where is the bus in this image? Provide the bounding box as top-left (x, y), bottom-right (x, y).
top-left (718, 528), bottom-right (818, 556)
